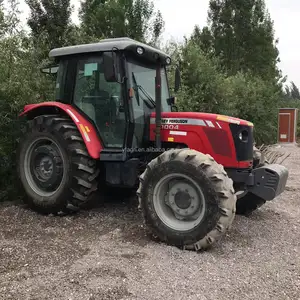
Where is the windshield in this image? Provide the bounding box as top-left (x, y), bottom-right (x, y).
top-left (128, 59), bottom-right (171, 112)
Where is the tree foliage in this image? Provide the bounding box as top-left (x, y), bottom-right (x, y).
top-left (283, 81), bottom-right (300, 100)
top-left (168, 40), bottom-right (281, 144)
top-left (190, 0), bottom-right (280, 82)
top-left (79, 0), bottom-right (165, 45)
top-left (25, 0), bottom-right (76, 60)
top-left (0, 0), bottom-right (54, 200)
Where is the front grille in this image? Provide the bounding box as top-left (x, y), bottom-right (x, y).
top-left (265, 170), bottom-right (278, 188)
top-left (202, 127), bottom-right (232, 157)
top-left (229, 123), bottom-right (253, 161)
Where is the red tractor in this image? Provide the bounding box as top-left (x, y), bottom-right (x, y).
top-left (17, 38), bottom-right (289, 251)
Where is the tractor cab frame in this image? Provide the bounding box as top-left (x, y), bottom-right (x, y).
top-left (40, 38), bottom-right (181, 188)
top-left (45, 38), bottom-right (179, 156)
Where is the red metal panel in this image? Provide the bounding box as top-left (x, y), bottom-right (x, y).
top-left (149, 111), bottom-right (253, 168)
top-left (19, 101), bottom-right (103, 158)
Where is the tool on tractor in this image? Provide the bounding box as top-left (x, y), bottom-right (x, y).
top-left (17, 37), bottom-right (289, 251)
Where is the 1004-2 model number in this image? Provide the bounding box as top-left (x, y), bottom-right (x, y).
top-left (161, 125), bottom-right (179, 130)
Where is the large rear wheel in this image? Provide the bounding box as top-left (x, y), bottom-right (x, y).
top-left (137, 149), bottom-right (236, 251)
top-left (17, 114), bottom-right (99, 214)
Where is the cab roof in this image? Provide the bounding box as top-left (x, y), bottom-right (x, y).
top-left (49, 37), bottom-right (170, 64)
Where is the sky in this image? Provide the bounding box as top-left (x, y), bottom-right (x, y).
top-left (11, 0), bottom-right (300, 88)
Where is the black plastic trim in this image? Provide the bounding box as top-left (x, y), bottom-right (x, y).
top-left (229, 123), bottom-right (253, 161)
top-left (225, 168), bottom-right (252, 183)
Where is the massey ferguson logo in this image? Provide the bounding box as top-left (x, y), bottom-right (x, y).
top-left (161, 119), bottom-right (188, 124)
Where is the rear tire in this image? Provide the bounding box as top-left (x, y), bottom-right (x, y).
top-left (17, 114), bottom-right (99, 214)
top-left (137, 149), bottom-right (236, 251)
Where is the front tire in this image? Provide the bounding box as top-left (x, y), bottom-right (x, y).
top-left (137, 149), bottom-right (236, 251)
top-left (17, 114), bottom-right (99, 214)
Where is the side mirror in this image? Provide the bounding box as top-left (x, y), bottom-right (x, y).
top-left (103, 52), bottom-right (118, 82)
top-left (167, 96), bottom-right (179, 112)
top-left (174, 66), bottom-right (181, 93)
top-left (167, 96), bottom-right (176, 105)
top-left (41, 65), bottom-right (58, 75)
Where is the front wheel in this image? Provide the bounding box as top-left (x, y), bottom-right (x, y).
top-left (137, 149), bottom-right (236, 251)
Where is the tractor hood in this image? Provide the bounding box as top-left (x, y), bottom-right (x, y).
top-left (149, 111), bottom-right (254, 169)
top-left (150, 111), bottom-right (253, 127)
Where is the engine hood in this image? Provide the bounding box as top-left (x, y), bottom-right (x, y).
top-left (150, 111), bottom-right (253, 127)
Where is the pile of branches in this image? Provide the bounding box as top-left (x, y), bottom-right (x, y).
top-left (258, 144), bottom-right (291, 165)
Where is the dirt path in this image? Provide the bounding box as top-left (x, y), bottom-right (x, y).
top-left (0, 144), bottom-right (300, 300)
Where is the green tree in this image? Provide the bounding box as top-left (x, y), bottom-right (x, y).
top-left (290, 82), bottom-right (300, 99)
top-left (193, 0), bottom-right (280, 82)
top-left (0, 0), bottom-right (57, 200)
top-left (221, 72), bottom-right (281, 144)
top-left (25, 0), bottom-right (75, 60)
top-left (283, 81), bottom-right (300, 100)
top-left (0, 0), bottom-right (55, 200)
top-left (170, 40), bottom-right (281, 144)
top-left (190, 25), bottom-right (214, 56)
top-left (173, 40), bottom-right (229, 114)
top-left (79, 0), bottom-right (164, 45)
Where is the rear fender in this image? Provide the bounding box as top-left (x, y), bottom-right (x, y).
top-left (19, 101), bottom-right (102, 159)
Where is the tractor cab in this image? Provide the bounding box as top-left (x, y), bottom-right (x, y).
top-left (43, 38), bottom-right (179, 156)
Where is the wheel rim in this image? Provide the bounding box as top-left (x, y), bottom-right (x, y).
top-left (24, 137), bottom-right (65, 197)
top-left (153, 173), bottom-right (206, 231)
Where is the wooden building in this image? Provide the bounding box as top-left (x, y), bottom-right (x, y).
top-left (278, 108), bottom-right (298, 143)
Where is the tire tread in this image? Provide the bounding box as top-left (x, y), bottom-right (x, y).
top-left (137, 148), bottom-right (236, 251)
top-left (17, 114), bottom-right (99, 214)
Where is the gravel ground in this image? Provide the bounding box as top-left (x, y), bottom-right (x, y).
top-left (0, 143), bottom-right (300, 300)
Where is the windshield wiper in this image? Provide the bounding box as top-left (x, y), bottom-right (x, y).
top-left (138, 85), bottom-right (156, 107)
top-left (132, 72), bottom-right (140, 106)
top-left (132, 72), bottom-right (156, 108)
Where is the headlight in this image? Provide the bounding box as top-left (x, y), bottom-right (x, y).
top-left (238, 130), bottom-right (248, 142)
top-left (166, 57), bottom-right (171, 65)
top-left (136, 46), bottom-right (144, 55)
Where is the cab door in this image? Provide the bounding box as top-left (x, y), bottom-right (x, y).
top-left (72, 54), bottom-right (128, 149)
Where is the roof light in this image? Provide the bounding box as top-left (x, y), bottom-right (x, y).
top-left (166, 57), bottom-right (171, 65)
top-left (136, 46), bottom-right (144, 55)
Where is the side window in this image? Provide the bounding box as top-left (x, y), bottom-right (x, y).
top-left (73, 56), bottom-right (126, 148)
top-left (73, 58), bottom-right (102, 114)
top-left (55, 61), bottom-right (67, 101)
